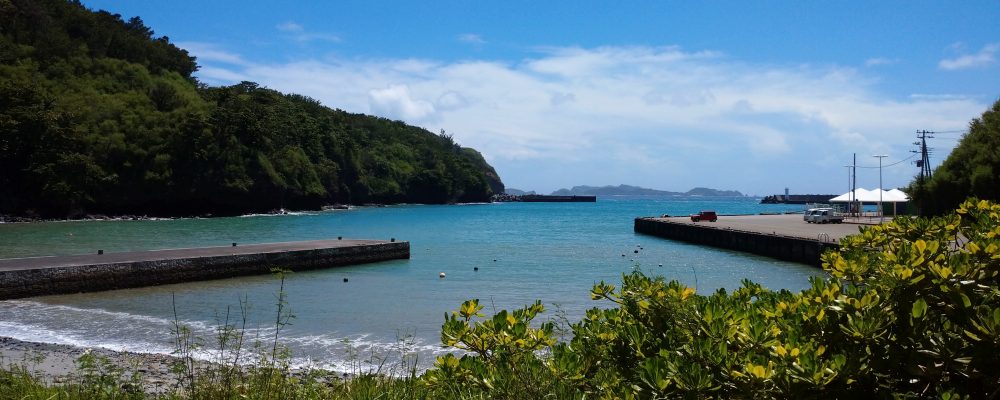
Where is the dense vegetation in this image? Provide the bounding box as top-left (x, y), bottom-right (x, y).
top-left (2, 199), bottom-right (997, 399)
top-left (910, 99), bottom-right (1000, 216)
top-left (0, 0), bottom-right (502, 218)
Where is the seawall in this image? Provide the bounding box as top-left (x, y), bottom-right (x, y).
top-left (634, 217), bottom-right (840, 266)
top-left (0, 239), bottom-right (409, 300)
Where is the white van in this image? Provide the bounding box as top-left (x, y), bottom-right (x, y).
top-left (807, 208), bottom-right (844, 224)
top-left (804, 208), bottom-right (824, 223)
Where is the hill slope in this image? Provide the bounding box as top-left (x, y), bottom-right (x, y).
top-left (0, 0), bottom-right (503, 217)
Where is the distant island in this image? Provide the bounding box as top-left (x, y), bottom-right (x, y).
top-left (546, 185), bottom-right (743, 197)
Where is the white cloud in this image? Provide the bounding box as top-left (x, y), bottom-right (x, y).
top-left (368, 85), bottom-right (437, 121)
top-left (939, 43), bottom-right (999, 70)
top-left (274, 21), bottom-right (340, 43)
top-left (436, 91), bottom-right (469, 110)
top-left (185, 44), bottom-right (986, 193)
top-left (176, 42), bottom-right (247, 65)
top-left (276, 22), bottom-right (303, 32)
top-left (865, 57), bottom-right (896, 67)
top-left (550, 92), bottom-right (575, 106)
top-left (197, 66), bottom-right (247, 82)
top-left (457, 33), bottom-right (485, 44)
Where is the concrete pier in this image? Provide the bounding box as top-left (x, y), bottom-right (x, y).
top-left (635, 214), bottom-right (865, 266)
top-left (0, 239), bottom-right (409, 300)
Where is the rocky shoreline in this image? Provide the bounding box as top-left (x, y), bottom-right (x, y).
top-left (0, 337), bottom-right (346, 395)
top-left (0, 336), bottom-right (188, 394)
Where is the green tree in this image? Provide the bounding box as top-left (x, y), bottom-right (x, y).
top-left (911, 99), bottom-right (1000, 215)
top-left (0, 0), bottom-right (503, 218)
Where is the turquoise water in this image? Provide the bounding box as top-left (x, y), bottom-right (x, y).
top-left (0, 197), bottom-right (817, 371)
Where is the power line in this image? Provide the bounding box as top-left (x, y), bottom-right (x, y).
top-left (854, 152), bottom-right (918, 168)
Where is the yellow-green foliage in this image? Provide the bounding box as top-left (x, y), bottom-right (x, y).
top-left (425, 199), bottom-right (1000, 399)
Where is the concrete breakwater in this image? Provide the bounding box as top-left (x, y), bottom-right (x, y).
top-left (0, 239), bottom-right (409, 300)
top-left (635, 216), bottom-right (846, 266)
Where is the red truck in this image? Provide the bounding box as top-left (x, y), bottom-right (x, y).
top-left (690, 210), bottom-right (718, 222)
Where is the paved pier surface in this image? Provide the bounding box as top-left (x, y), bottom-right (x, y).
top-left (635, 214), bottom-right (876, 266)
top-left (0, 239), bottom-right (391, 272)
top-left (0, 239), bottom-right (409, 299)
top-left (652, 214), bottom-right (866, 242)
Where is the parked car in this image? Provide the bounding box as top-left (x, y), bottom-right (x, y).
top-left (690, 210), bottom-right (718, 222)
top-left (804, 208), bottom-right (826, 223)
top-left (808, 209), bottom-right (844, 224)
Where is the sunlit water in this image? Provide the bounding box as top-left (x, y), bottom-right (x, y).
top-left (0, 197), bottom-right (819, 372)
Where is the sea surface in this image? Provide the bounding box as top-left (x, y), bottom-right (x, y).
top-left (0, 197), bottom-right (820, 372)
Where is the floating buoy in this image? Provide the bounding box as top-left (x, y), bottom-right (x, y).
top-left (343, 278), bottom-right (348, 282)
top-left (658, 263), bottom-right (663, 267)
top-left (621, 254), bottom-right (625, 257)
top-left (474, 267), bottom-right (479, 271)
top-left (633, 250), bottom-right (638, 254)
top-left (493, 259), bottom-right (497, 262)
top-left (439, 272), bottom-right (446, 278)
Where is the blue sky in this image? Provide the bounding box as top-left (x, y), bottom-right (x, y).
top-left (83, 1), bottom-right (999, 195)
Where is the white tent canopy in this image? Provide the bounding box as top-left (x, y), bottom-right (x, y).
top-left (830, 188), bottom-right (909, 203)
top-left (885, 189), bottom-right (910, 202)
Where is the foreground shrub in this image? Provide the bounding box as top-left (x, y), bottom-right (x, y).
top-left (425, 199), bottom-right (1000, 399)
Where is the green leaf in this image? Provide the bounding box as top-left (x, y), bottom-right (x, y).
top-left (911, 298), bottom-right (928, 319)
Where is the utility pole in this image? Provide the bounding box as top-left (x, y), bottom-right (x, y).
top-left (915, 130), bottom-right (934, 183)
top-left (843, 165), bottom-right (852, 214)
top-left (873, 154), bottom-right (888, 223)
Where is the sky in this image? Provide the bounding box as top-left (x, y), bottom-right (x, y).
top-left (82, 1), bottom-right (999, 195)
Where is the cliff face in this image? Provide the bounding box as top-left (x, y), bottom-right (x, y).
top-left (0, 0), bottom-right (504, 217)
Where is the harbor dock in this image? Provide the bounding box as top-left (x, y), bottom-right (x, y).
top-left (635, 214), bottom-right (867, 266)
top-left (0, 239), bottom-right (409, 300)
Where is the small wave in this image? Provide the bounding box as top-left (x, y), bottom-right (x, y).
top-left (1, 300), bottom-right (213, 331)
top-left (238, 212), bottom-right (317, 218)
top-left (0, 300), bottom-right (449, 374)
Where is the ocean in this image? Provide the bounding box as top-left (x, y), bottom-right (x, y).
top-left (0, 196), bottom-right (819, 372)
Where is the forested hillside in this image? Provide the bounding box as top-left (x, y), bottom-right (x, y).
top-left (0, 0), bottom-right (503, 218)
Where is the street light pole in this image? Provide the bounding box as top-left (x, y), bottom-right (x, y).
top-left (843, 165), bottom-right (852, 216)
top-left (873, 154), bottom-right (888, 223)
